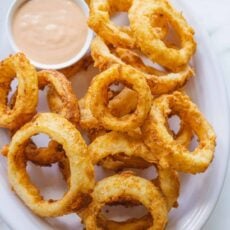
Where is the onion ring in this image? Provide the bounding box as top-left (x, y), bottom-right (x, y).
top-left (142, 91), bottom-right (216, 173)
top-left (91, 36), bottom-right (194, 95)
top-left (0, 53), bottom-right (38, 131)
top-left (88, 0), bottom-right (135, 48)
top-left (79, 172), bottom-right (168, 230)
top-left (129, 0), bottom-right (196, 71)
top-left (96, 169), bottom-right (179, 229)
top-left (7, 113), bottom-right (94, 217)
top-left (87, 64), bottom-right (152, 131)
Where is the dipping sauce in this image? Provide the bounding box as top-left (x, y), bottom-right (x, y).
top-left (12, 0), bottom-right (88, 65)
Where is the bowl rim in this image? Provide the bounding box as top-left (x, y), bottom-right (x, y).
top-left (6, 0), bottom-right (94, 70)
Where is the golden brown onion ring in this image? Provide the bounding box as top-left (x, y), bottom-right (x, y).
top-left (142, 91), bottom-right (216, 173)
top-left (91, 36), bottom-right (194, 95)
top-left (0, 53), bottom-right (38, 131)
top-left (79, 172), bottom-right (168, 230)
top-left (95, 169), bottom-right (179, 230)
top-left (88, 0), bottom-right (135, 48)
top-left (87, 64), bottom-right (152, 132)
top-left (129, 0), bottom-right (196, 71)
top-left (7, 113), bottom-right (94, 217)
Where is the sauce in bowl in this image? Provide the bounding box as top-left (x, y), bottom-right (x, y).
top-left (12, 0), bottom-right (88, 65)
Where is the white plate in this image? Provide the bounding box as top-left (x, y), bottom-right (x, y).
top-left (0, 0), bottom-right (229, 229)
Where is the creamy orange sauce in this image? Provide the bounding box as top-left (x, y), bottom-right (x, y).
top-left (12, 0), bottom-right (88, 65)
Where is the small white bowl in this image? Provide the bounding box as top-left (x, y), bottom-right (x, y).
top-left (7, 0), bottom-right (93, 70)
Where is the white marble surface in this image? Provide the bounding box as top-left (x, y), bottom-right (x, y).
top-left (0, 0), bottom-right (230, 229)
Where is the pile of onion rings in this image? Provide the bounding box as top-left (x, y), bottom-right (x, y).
top-left (0, 0), bottom-right (216, 229)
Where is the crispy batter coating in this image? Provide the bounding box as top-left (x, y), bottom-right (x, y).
top-left (88, 131), bottom-right (180, 208)
top-left (97, 213), bottom-right (153, 230)
top-left (142, 91), bottom-right (216, 173)
top-left (129, 0), bottom-right (196, 71)
top-left (95, 117), bottom-right (192, 170)
top-left (79, 172), bottom-right (168, 230)
top-left (7, 113), bottom-right (95, 217)
top-left (59, 55), bottom-right (93, 78)
top-left (0, 53), bottom-right (38, 131)
top-left (79, 87), bottom-right (138, 141)
top-left (87, 64), bottom-right (152, 131)
top-left (80, 87), bottom-right (137, 128)
top-left (39, 70), bottom-right (80, 125)
top-left (3, 70), bottom-right (80, 166)
top-left (108, 87), bottom-right (137, 117)
top-left (91, 36), bottom-right (194, 95)
top-left (88, 0), bottom-right (135, 48)
top-left (89, 131), bottom-right (156, 169)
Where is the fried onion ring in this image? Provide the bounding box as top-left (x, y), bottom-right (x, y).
top-left (88, 0), bottom-right (135, 48)
top-left (87, 64), bottom-right (152, 131)
top-left (7, 113), bottom-right (94, 217)
top-left (142, 91), bottom-right (216, 173)
top-left (129, 0), bottom-right (196, 71)
top-left (91, 36), bottom-right (194, 95)
top-left (95, 169), bottom-right (178, 230)
top-left (79, 172), bottom-right (168, 230)
top-left (0, 53), bottom-right (38, 131)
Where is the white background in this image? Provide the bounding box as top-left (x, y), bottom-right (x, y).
top-left (0, 0), bottom-right (230, 229)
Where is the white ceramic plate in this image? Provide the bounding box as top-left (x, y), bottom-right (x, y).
top-left (0, 0), bottom-right (229, 229)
